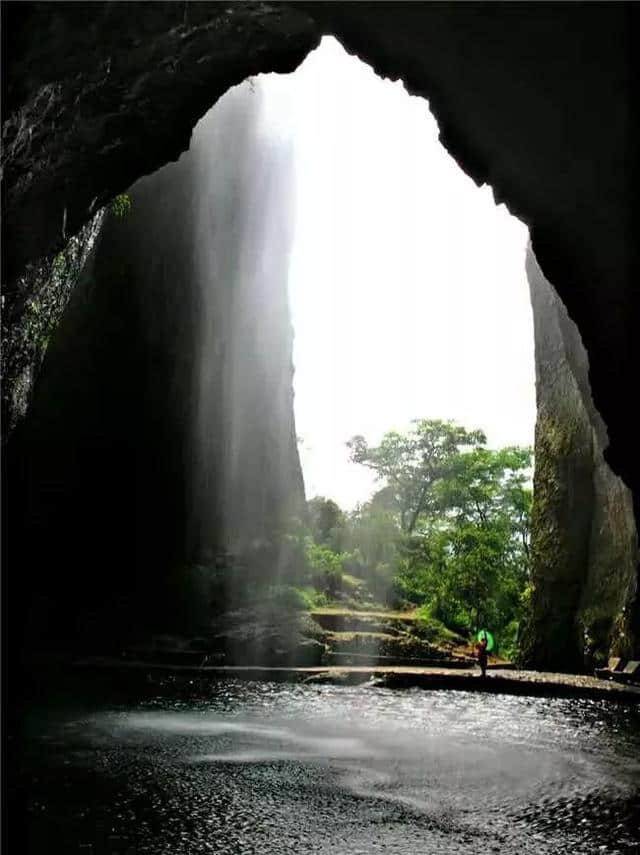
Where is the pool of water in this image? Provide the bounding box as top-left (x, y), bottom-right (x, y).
top-left (10, 676), bottom-right (640, 853)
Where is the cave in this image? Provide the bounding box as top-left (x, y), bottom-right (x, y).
top-left (3, 5), bottom-right (639, 853)
top-left (3, 0), bottom-right (638, 667)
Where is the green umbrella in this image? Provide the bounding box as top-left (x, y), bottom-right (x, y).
top-left (477, 629), bottom-right (495, 652)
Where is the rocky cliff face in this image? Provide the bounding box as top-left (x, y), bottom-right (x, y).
top-left (3, 80), bottom-right (305, 649)
top-left (523, 247), bottom-right (639, 670)
top-left (1, 208), bottom-right (105, 436)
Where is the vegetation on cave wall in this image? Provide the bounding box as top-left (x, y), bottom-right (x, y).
top-left (582, 448), bottom-right (639, 662)
top-left (521, 247), bottom-right (639, 671)
top-left (519, 403), bottom-right (592, 670)
top-left (1, 208), bottom-right (106, 436)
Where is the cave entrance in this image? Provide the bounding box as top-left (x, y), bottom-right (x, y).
top-left (249, 37), bottom-right (536, 662)
top-left (5, 36), bottom-right (538, 666)
top-left (281, 37), bottom-right (534, 506)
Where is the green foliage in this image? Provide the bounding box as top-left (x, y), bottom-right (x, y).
top-left (305, 541), bottom-right (343, 575)
top-left (307, 496), bottom-right (346, 552)
top-left (262, 584), bottom-right (310, 613)
top-left (290, 586), bottom-right (329, 609)
top-left (499, 618), bottom-right (521, 662)
top-left (342, 420), bottom-right (532, 655)
top-left (344, 503), bottom-right (398, 567)
top-left (110, 193), bottom-right (132, 219)
top-left (348, 419), bottom-right (486, 534)
top-left (414, 605), bottom-right (453, 642)
top-left (305, 541), bottom-right (345, 595)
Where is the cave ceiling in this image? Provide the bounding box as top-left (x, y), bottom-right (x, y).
top-left (2, 1), bottom-right (637, 517)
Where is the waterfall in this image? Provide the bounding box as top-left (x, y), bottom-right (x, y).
top-left (189, 83), bottom-right (303, 556)
top-left (129, 78), bottom-right (306, 572)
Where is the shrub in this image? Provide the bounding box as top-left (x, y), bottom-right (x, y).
top-left (415, 605), bottom-right (451, 642)
top-left (262, 584), bottom-right (308, 613)
top-left (291, 586), bottom-right (329, 610)
top-left (111, 193), bottom-right (132, 219)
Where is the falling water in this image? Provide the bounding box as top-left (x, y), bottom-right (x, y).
top-left (121, 79), bottom-right (306, 583)
top-left (185, 82), bottom-right (305, 557)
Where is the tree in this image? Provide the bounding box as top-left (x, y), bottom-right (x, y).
top-left (307, 497), bottom-right (346, 553)
top-left (341, 501), bottom-right (401, 601)
top-left (344, 501), bottom-right (399, 569)
top-left (439, 445), bottom-right (532, 584)
top-left (439, 446), bottom-right (532, 526)
top-left (347, 420), bottom-right (485, 534)
top-left (349, 421), bottom-right (532, 649)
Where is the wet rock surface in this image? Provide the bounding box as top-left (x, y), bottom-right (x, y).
top-left (10, 677), bottom-right (640, 854)
top-left (523, 246), bottom-right (639, 669)
top-left (0, 207), bottom-right (106, 435)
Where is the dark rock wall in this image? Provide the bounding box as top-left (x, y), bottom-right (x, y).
top-left (523, 246), bottom-right (639, 670)
top-left (3, 80), bottom-right (305, 651)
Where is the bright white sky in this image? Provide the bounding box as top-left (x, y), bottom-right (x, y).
top-left (257, 37), bottom-right (535, 509)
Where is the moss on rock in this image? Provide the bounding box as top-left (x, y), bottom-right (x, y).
top-left (521, 247), bottom-right (639, 670)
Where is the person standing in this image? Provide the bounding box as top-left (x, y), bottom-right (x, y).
top-left (476, 634), bottom-right (488, 678)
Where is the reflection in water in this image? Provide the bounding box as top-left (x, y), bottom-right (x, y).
top-left (14, 680), bottom-right (640, 854)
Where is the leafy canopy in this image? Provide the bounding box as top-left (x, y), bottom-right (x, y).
top-left (347, 419), bottom-right (486, 533)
